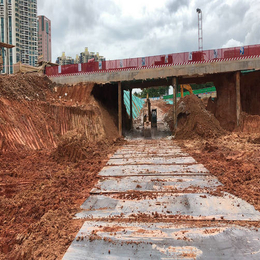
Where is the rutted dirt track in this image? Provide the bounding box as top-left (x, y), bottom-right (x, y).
top-left (0, 74), bottom-right (260, 259)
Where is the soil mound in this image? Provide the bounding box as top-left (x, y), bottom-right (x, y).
top-left (166, 95), bottom-right (226, 139)
top-left (0, 73), bottom-right (53, 101)
top-left (52, 129), bottom-right (120, 163)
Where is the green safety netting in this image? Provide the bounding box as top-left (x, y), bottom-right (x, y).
top-left (124, 90), bottom-right (145, 119)
top-left (163, 86), bottom-right (216, 105)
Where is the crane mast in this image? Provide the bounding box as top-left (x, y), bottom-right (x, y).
top-left (196, 8), bottom-right (203, 51)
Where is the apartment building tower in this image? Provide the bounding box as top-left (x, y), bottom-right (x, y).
top-left (0, 0), bottom-right (38, 73)
top-left (56, 48), bottom-right (105, 66)
top-left (37, 15), bottom-right (51, 62)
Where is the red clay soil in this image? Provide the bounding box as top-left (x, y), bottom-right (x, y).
top-left (179, 133), bottom-right (260, 212)
top-left (165, 95), bottom-right (226, 139)
top-left (0, 73), bottom-right (123, 259)
top-left (172, 94), bottom-right (260, 218)
top-left (239, 112), bottom-right (260, 133)
top-left (0, 73), bottom-right (54, 101)
top-left (0, 140), bottom-right (123, 260)
top-left (0, 74), bottom-right (118, 152)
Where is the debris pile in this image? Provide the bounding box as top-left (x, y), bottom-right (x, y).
top-left (53, 129), bottom-right (121, 163)
top-left (181, 132), bottom-right (260, 212)
top-left (0, 73), bottom-right (53, 101)
top-left (166, 95), bottom-right (226, 139)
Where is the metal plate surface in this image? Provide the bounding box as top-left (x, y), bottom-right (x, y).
top-left (76, 193), bottom-right (260, 221)
top-left (63, 221), bottom-right (260, 260)
top-left (107, 156), bottom-right (196, 165)
top-left (111, 151), bottom-right (190, 158)
top-left (63, 140), bottom-right (260, 260)
top-left (118, 147), bottom-right (182, 153)
top-left (91, 176), bottom-right (222, 193)
top-left (99, 164), bottom-right (209, 176)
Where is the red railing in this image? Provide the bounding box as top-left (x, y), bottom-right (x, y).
top-left (46, 44), bottom-right (260, 76)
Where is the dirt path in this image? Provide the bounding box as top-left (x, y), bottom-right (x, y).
top-left (62, 139), bottom-right (260, 259)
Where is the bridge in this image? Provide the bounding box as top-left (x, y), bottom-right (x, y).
top-left (46, 44), bottom-right (260, 136)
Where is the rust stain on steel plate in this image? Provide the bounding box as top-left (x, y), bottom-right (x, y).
top-left (91, 176), bottom-right (222, 193)
top-left (106, 156), bottom-right (196, 166)
top-left (99, 164), bottom-right (209, 176)
top-left (76, 193), bottom-right (260, 221)
top-left (111, 151), bottom-right (190, 158)
top-left (63, 221), bottom-right (260, 260)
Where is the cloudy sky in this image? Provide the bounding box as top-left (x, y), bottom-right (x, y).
top-left (38, 0), bottom-right (260, 63)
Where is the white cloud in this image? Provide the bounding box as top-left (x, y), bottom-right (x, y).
top-left (222, 39), bottom-right (243, 48)
top-left (37, 0), bottom-right (260, 62)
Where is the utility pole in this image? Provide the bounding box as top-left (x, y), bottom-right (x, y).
top-left (196, 8), bottom-right (203, 51)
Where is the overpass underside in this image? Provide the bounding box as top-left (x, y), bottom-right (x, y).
top-left (50, 58), bottom-right (260, 136)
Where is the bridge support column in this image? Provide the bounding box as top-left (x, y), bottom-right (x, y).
top-left (236, 71), bottom-right (241, 127)
top-left (172, 77), bottom-right (177, 132)
top-left (118, 82), bottom-right (122, 136)
top-left (130, 88), bottom-right (133, 129)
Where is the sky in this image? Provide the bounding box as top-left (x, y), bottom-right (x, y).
top-left (38, 0), bottom-right (260, 63)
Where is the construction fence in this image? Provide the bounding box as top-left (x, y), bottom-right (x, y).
top-left (46, 44), bottom-right (260, 76)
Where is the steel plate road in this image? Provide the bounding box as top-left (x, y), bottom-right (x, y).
top-left (99, 164), bottom-right (209, 176)
top-left (107, 156), bottom-right (196, 165)
top-left (63, 221), bottom-right (260, 260)
top-left (63, 139), bottom-right (260, 260)
top-left (111, 152), bottom-right (190, 158)
top-left (76, 192), bottom-right (260, 221)
top-left (91, 175), bottom-right (222, 193)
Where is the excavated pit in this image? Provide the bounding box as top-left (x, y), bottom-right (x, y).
top-left (0, 76), bottom-right (120, 159)
top-left (0, 74), bottom-right (124, 259)
top-left (1, 73), bottom-right (260, 259)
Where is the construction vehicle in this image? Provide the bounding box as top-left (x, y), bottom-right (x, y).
top-left (151, 109), bottom-right (157, 128)
top-left (180, 84), bottom-right (193, 98)
top-left (143, 94), bottom-right (157, 137)
top-left (143, 94), bottom-right (151, 137)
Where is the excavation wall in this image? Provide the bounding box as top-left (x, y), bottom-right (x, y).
top-left (0, 75), bottom-right (118, 152)
top-left (207, 71), bottom-right (260, 132)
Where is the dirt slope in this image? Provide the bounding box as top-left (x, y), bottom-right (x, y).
top-left (165, 95), bottom-right (226, 139)
top-left (0, 74), bottom-right (121, 259)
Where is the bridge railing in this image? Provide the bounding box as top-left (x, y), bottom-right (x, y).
top-left (46, 44), bottom-right (260, 76)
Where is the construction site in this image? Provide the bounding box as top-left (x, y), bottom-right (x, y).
top-left (0, 65), bottom-right (259, 259)
top-left (0, 0), bottom-right (259, 258)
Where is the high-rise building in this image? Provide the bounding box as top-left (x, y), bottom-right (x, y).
top-left (37, 15), bottom-right (51, 62)
top-left (56, 48), bottom-right (105, 66)
top-left (56, 52), bottom-right (74, 65)
top-left (79, 47), bottom-right (105, 63)
top-left (0, 0), bottom-right (38, 73)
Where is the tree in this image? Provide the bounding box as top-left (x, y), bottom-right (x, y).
top-left (139, 86), bottom-right (169, 98)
